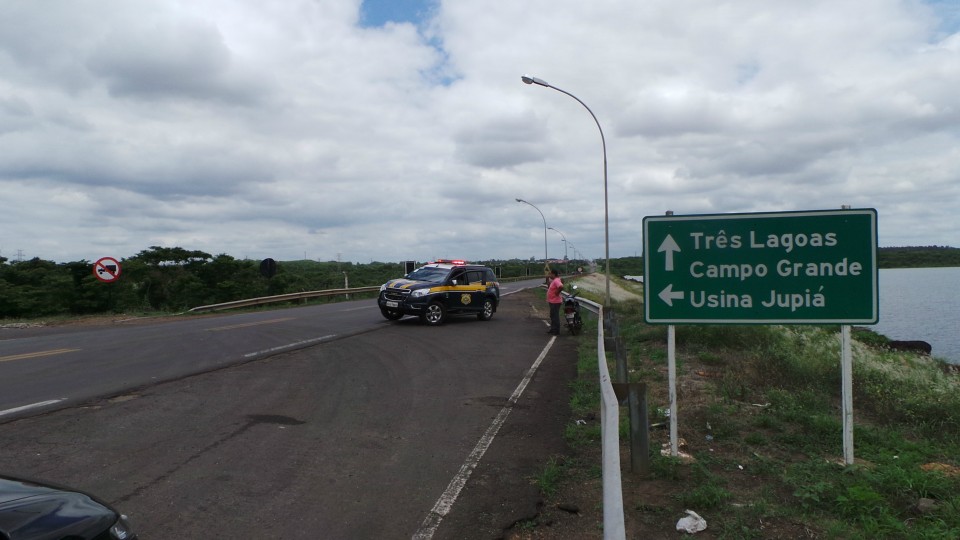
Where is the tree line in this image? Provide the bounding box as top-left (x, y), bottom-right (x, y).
top-left (0, 247), bottom-right (584, 319)
top-left (2, 246), bottom-right (955, 320)
top-left (876, 246), bottom-right (960, 268)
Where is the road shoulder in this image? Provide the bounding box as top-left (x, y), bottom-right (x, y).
top-left (434, 290), bottom-right (585, 539)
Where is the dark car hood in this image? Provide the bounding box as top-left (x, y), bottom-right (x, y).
top-left (384, 278), bottom-right (433, 291)
top-left (0, 476), bottom-right (116, 540)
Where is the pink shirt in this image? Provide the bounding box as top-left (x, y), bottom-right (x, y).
top-left (547, 276), bottom-right (564, 304)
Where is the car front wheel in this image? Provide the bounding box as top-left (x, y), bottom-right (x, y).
top-left (477, 298), bottom-right (495, 321)
top-left (421, 302), bottom-right (446, 325)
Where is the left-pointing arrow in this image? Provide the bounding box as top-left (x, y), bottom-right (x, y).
top-left (658, 284), bottom-right (684, 306)
top-left (658, 234), bottom-right (681, 271)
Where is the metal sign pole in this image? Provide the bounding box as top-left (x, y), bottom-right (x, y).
top-left (841, 324), bottom-right (854, 465)
top-left (669, 324), bottom-right (678, 456)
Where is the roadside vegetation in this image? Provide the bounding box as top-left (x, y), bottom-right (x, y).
top-left (0, 246), bottom-right (584, 319)
top-left (877, 246), bottom-right (960, 268)
top-left (4, 245), bottom-right (956, 321)
top-left (529, 278), bottom-right (960, 539)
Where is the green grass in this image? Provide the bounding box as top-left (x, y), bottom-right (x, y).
top-left (564, 314), bottom-right (602, 449)
top-left (534, 456), bottom-right (568, 498)
top-left (586, 297), bottom-right (960, 538)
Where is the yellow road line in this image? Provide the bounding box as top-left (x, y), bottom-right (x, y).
top-left (0, 348), bottom-right (80, 363)
top-left (207, 317), bottom-right (295, 332)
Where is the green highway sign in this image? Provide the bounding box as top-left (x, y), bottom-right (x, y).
top-left (643, 209), bottom-right (878, 324)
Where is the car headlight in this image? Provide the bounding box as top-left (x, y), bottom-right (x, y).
top-left (410, 288), bottom-right (431, 298)
top-left (110, 515), bottom-right (136, 539)
top-left (379, 284), bottom-right (386, 292)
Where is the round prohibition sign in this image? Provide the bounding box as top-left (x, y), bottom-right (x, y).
top-left (93, 257), bottom-right (122, 283)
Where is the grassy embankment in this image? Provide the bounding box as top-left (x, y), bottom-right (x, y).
top-left (538, 276), bottom-right (960, 539)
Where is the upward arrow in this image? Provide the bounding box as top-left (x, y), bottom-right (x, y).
top-left (657, 234), bottom-right (681, 271)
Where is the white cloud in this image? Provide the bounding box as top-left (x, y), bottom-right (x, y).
top-left (0, 0), bottom-right (957, 266)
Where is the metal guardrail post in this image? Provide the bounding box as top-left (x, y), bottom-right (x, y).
top-left (614, 381), bottom-right (651, 476)
top-left (630, 383), bottom-right (650, 476)
top-left (605, 306), bottom-right (649, 476)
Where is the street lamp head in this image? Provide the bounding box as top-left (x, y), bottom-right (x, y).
top-left (517, 74), bottom-right (610, 304)
top-left (515, 198), bottom-right (524, 203)
top-left (521, 75), bottom-right (549, 87)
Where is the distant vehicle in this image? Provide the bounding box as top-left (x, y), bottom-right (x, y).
top-left (0, 473), bottom-right (137, 540)
top-left (378, 260), bottom-right (500, 325)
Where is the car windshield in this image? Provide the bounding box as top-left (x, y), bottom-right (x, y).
top-left (405, 267), bottom-right (451, 284)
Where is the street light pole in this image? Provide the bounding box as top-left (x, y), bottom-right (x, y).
top-left (549, 227), bottom-right (570, 260)
top-left (522, 75), bottom-right (611, 305)
top-left (549, 227), bottom-right (569, 274)
top-left (515, 198), bottom-right (548, 265)
top-left (548, 227), bottom-right (568, 260)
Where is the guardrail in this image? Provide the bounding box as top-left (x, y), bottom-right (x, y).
top-left (569, 295), bottom-right (625, 539)
top-left (188, 286), bottom-right (381, 313)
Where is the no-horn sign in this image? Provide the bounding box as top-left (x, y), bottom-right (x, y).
top-left (93, 257), bottom-right (122, 283)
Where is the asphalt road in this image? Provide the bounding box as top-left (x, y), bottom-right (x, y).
top-left (0, 284), bottom-right (579, 538)
top-left (0, 278), bottom-right (546, 417)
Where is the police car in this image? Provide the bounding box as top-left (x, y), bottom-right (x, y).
top-left (378, 260), bottom-right (500, 325)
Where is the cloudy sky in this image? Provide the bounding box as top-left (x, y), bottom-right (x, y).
top-left (1, 0), bottom-right (958, 264)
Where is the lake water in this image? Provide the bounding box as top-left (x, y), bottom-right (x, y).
top-left (868, 267), bottom-right (959, 364)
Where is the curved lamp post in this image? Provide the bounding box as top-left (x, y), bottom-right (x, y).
top-left (515, 198), bottom-right (548, 263)
top-left (522, 75), bottom-right (611, 305)
top-left (548, 227), bottom-right (569, 274)
top-left (547, 227), bottom-right (568, 260)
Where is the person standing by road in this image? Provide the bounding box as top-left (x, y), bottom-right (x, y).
top-left (547, 268), bottom-right (563, 335)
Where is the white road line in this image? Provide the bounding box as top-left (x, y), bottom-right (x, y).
top-left (242, 335), bottom-right (337, 358)
top-left (208, 317), bottom-right (295, 332)
top-left (412, 336), bottom-right (557, 540)
top-left (0, 399), bottom-right (64, 418)
top-left (338, 305), bottom-right (377, 312)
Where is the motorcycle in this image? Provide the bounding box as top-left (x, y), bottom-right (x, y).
top-left (563, 285), bottom-right (584, 335)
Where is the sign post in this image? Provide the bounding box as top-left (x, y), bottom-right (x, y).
top-left (643, 209), bottom-right (878, 464)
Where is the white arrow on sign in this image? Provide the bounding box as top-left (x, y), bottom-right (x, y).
top-left (658, 284), bottom-right (684, 306)
top-left (657, 234), bottom-right (681, 271)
